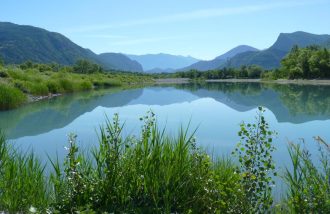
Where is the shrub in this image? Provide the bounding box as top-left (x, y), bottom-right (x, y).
top-left (77, 80), bottom-right (93, 91)
top-left (28, 82), bottom-right (49, 95)
top-left (59, 78), bottom-right (74, 92)
top-left (46, 80), bottom-right (62, 94)
top-left (0, 84), bottom-right (27, 110)
top-left (49, 112), bottom-right (243, 213)
top-left (233, 107), bottom-right (277, 212)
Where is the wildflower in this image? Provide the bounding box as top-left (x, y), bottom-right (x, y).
top-left (29, 206), bottom-right (37, 213)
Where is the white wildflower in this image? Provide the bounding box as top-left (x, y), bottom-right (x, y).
top-left (29, 206), bottom-right (37, 213)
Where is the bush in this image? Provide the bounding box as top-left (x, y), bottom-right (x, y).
top-left (28, 82), bottom-right (49, 95)
top-left (0, 84), bottom-right (27, 110)
top-left (77, 80), bottom-right (93, 91)
top-left (59, 78), bottom-right (74, 92)
top-left (46, 80), bottom-right (62, 94)
top-left (50, 112), bottom-right (235, 213)
top-left (233, 107), bottom-right (277, 212)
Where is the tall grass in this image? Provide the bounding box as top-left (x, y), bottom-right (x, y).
top-left (0, 132), bottom-right (49, 213)
top-left (48, 112), bottom-right (244, 213)
top-left (284, 137), bottom-right (330, 213)
top-left (0, 111), bottom-right (328, 213)
top-left (0, 65), bottom-right (153, 110)
top-left (0, 84), bottom-right (27, 110)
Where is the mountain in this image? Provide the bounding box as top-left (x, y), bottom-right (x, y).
top-left (179, 45), bottom-right (259, 71)
top-left (126, 53), bottom-right (200, 72)
top-left (98, 53), bottom-right (143, 72)
top-left (0, 22), bottom-right (142, 72)
top-left (226, 31), bottom-right (330, 69)
top-left (145, 68), bottom-right (175, 73)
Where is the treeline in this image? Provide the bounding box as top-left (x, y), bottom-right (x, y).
top-left (263, 45), bottom-right (330, 79)
top-left (158, 45), bottom-right (330, 80)
top-left (173, 65), bottom-right (264, 79)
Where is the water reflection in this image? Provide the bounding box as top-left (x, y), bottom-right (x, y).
top-left (175, 82), bottom-right (330, 123)
top-left (0, 88), bottom-right (143, 139)
top-left (1, 83), bottom-right (330, 140)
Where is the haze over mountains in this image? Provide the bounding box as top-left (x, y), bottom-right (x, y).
top-left (180, 45), bottom-right (259, 71)
top-left (0, 21), bottom-right (329, 73)
top-left (126, 53), bottom-right (199, 73)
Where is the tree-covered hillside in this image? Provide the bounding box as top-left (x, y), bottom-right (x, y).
top-left (0, 22), bottom-right (143, 72)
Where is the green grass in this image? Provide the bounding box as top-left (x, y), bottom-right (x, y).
top-left (0, 83), bottom-right (27, 110)
top-left (283, 137), bottom-right (330, 213)
top-left (0, 111), bottom-right (329, 213)
top-left (0, 132), bottom-right (49, 212)
top-left (0, 64), bottom-right (153, 110)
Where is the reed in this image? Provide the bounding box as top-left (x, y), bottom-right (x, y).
top-left (284, 137), bottom-right (330, 213)
top-left (0, 111), bottom-right (328, 213)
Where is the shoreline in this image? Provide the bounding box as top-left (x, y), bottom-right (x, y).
top-left (28, 93), bottom-right (62, 103)
top-left (154, 78), bottom-right (190, 84)
top-left (155, 78), bottom-right (330, 85)
top-left (207, 78), bottom-right (330, 85)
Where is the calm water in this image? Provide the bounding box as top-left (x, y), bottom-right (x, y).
top-left (1, 82), bottom-right (330, 175)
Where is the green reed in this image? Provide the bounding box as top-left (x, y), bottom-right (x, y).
top-left (0, 110), bottom-right (328, 213)
top-left (284, 137), bottom-right (330, 213)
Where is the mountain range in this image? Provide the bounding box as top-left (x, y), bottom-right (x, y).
top-left (182, 31), bottom-right (330, 71)
top-left (225, 31), bottom-right (330, 69)
top-left (180, 45), bottom-right (259, 71)
top-left (0, 22), bottom-right (143, 72)
top-left (126, 53), bottom-right (199, 73)
top-left (0, 21), bottom-right (329, 72)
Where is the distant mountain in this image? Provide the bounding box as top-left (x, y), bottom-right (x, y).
top-left (270, 31), bottom-right (330, 52)
top-left (145, 68), bottom-right (175, 73)
top-left (0, 22), bottom-right (142, 72)
top-left (126, 53), bottom-right (200, 72)
top-left (98, 53), bottom-right (143, 72)
top-left (226, 31), bottom-right (330, 69)
top-left (179, 45), bottom-right (259, 71)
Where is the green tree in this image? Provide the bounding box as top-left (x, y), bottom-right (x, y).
top-left (73, 59), bottom-right (101, 74)
top-left (233, 107), bottom-right (277, 213)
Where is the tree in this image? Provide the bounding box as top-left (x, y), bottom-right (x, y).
top-left (73, 59), bottom-right (101, 74)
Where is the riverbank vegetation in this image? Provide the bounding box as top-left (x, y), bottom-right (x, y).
top-left (0, 60), bottom-right (152, 110)
top-left (0, 110), bottom-right (329, 213)
top-left (263, 45), bottom-right (330, 79)
top-left (156, 46), bottom-right (330, 81)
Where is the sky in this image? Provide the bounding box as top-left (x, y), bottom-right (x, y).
top-left (1, 0), bottom-right (330, 60)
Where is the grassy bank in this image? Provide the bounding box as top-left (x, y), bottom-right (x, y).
top-left (0, 62), bottom-right (152, 110)
top-left (0, 109), bottom-right (329, 213)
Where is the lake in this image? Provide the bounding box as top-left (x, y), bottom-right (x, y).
top-left (1, 82), bottom-right (330, 181)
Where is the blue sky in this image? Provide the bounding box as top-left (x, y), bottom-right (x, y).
top-left (1, 0), bottom-right (330, 60)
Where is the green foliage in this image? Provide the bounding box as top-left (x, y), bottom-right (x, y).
top-left (0, 132), bottom-right (49, 213)
top-left (284, 137), bottom-right (330, 213)
top-left (173, 65), bottom-right (266, 80)
top-left (271, 46), bottom-right (330, 79)
top-left (48, 112), bottom-right (246, 213)
top-left (233, 107), bottom-right (277, 212)
top-left (0, 62), bottom-right (152, 110)
top-left (0, 84), bottom-right (27, 110)
top-left (0, 111), bottom-right (328, 213)
top-left (73, 59), bottom-right (102, 74)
